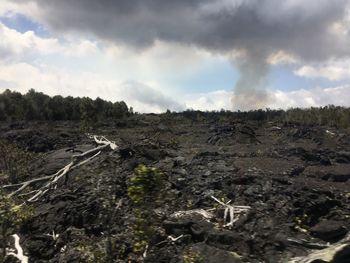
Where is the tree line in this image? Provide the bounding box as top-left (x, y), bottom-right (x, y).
top-left (1, 89), bottom-right (349, 128)
top-left (174, 106), bottom-right (350, 128)
top-left (0, 89), bottom-right (131, 124)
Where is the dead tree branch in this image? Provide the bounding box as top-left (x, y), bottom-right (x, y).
top-left (6, 234), bottom-right (28, 263)
top-left (211, 196), bottom-right (251, 227)
top-left (3, 135), bottom-right (117, 202)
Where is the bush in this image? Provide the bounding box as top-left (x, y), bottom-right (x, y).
top-left (0, 191), bottom-right (33, 261)
top-left (0, 140), bottom-right (32, 184)
top-left (128, 164), bottom-right (165, 204)
top-left (183, 248), bottom-right (203, 263)
top-left (127, 165), bottom-right (166, 256)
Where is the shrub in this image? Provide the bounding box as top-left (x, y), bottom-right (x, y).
top-left (73, 240), bottom-right (109, 263)
top-left (183, 248), bottom-right (203, 263)
top-left (127, 165), bottom-right (166, 256)
top-left (128, 164), bottom-right (165, 204)
top-left (0, 191), bottom-right (33, 261)
top-left (0, 140), bottom-right (32, 184)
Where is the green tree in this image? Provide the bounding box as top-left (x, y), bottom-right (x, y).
top-left (25, 89), bottom-right (51, 120)
top-left (48, 95), bottom-right (67, 120)
top-left (80, 97), bottom-right (97, 131)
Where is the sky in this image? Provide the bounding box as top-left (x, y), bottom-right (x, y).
top-left (0, 0), bottom-right (350, 113)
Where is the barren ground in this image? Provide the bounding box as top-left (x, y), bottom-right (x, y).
top-left (1, 116), bottom-right (350, 262)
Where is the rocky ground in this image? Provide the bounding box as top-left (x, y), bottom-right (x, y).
top-left (1, 115), bottom-right (350, 263)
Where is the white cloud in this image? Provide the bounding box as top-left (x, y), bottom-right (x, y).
top-left (329, 7), bottom-right (350, 36)
top-left (0, 21), bottom-right (220, 100)
top-left (185, 90), bottom-right (232, 111)
top-left (0, 22), bottom-right (57, 59)
top-left (0, 62), bottom-right (185, 113)
top-left (270, 86), bottom-right (350, 108)
top-left (295, 63), bottom-right (350, 81)
top-left (184, 85), bottom-right (350, 111)
top-left (267, 50), bottom-right (298, 65)
top-left (0, 2), bottom-right (21, 16)
top-left (104, 40), bottom-right (217, 82)
top-left (0, 22), bottom-right (221, 112)
top-left (0, 1), bottom-right (41, 20)
top-left (0, 22), bottom-right (99, 61)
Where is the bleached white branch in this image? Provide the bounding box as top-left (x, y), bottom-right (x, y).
top-left (6, 234), bottom-right (28, 263)
top-left (143, 244), bottom-right (149, 258)
top-left (211, 196), bottom-right (251, 228)
top-left (5, 134), bottom-right (117, 202)
top-left (72, 144), bottom-right (108, 159)
top-left (45, 231), bottom-right (59, 241)
top-left (168, 235), bottom-right (184, 242)
top-left (93, 135), bottom-right (118, 150)
top-left (27, 162), bottom-right (74, 202)
top-left (27, 151), bottom-right (101, 203)
top-left (170, 209), bottom-right (214, 221)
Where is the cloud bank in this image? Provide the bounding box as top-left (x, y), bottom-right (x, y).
top-left (1, 0), bottom-right (350, 111)
top-left (14, 0), bottom-right (349, 110)
top-left (294, 60), bottom-right (350, 81)
top-left (13, 0), bottom-right (348, 60)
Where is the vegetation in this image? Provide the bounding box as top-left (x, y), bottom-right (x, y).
top-left (0, 89), bottom-right (131, 123)
top-left (128, 165), bottom-right (165, 204)
top-left (173, 106), bottom-right (350, 128)
top-left (0, 139), bottom-right (32, 184)
top-left (183, 248), bottom-right (203, 263)
top-left (73, 240), bottom-right (109, 263)
top-left (283, 106), bottom-right (350, 128)
top-left (1, 89), bottom-right (349, 128)
top-left (0, 192), bottom-right (33, 261)
top-left (127, 165), bottom-right (166, 255)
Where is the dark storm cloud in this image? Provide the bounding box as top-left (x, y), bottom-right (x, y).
top-left (20, 0), bottom-right (349, 60)
top-left (16, 0), bottom-right (350, 110)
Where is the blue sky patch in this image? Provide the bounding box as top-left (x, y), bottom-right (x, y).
top-left (174, 59), bottom-right (238, 93)
top-left (269, 65), bottom-right (342, 91)
top-left (0, 13), bottom-right (50, 37)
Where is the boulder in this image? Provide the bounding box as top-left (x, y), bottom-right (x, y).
top-left (310, 220), bottom-right (348, 242)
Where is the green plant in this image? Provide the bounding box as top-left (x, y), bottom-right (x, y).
top-left (0, 191), bottom-right (33, 261)
top-left (128, 165), bottom-right (165, 204)
top-left (74, 240), bottom-right (109, 263)
top-left (0, 140), bottom-right (32, 184)
top-left (127, 165), bottom-right (166, 255)
top-left (183, 248), bottom-right (203, 263)
top-left (169, 138), bottom-right (179, 149)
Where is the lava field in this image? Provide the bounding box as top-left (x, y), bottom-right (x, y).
top-left (1, 116), bottom-right (350, 263)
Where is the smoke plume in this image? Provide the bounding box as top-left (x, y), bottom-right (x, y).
top-left (231, 49), bottom-right (271, 110)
